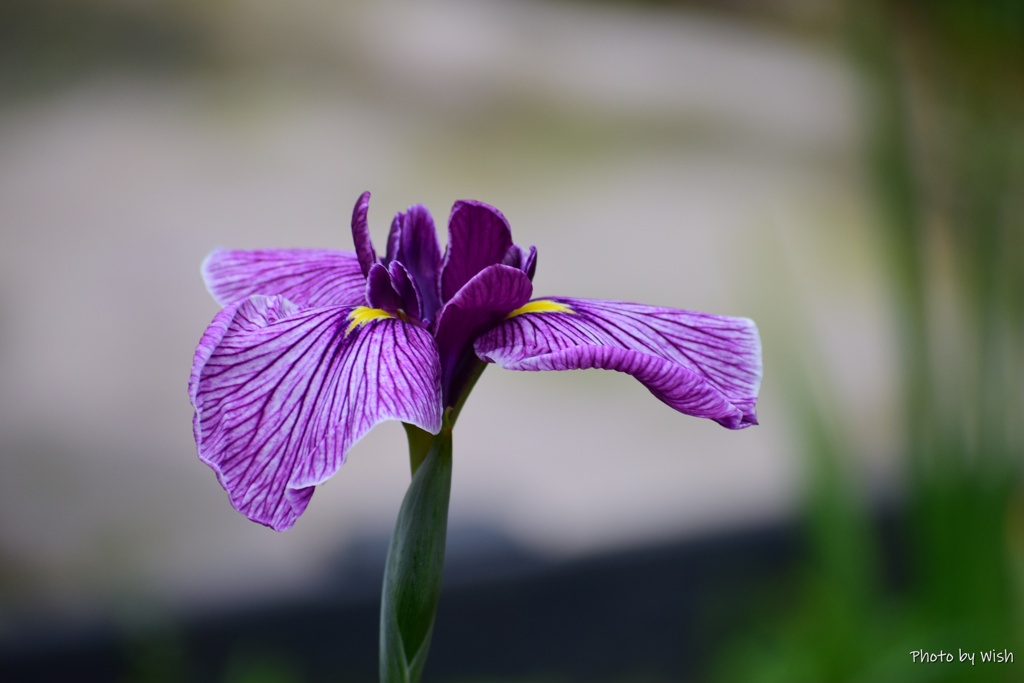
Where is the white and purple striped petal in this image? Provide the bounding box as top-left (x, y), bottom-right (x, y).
top-left (474, 298), bottom-right (761, 429)
top-left (190, 295), bottom-right (442, 530)
top-left (202, 249), bottom-right (367, 308)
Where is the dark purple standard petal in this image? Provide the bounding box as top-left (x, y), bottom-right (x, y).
top-left (190, 295), bottom-right (442, 530)
top-left (474, 298), bottom-right (762, 429)
top-left (366, 262), bottom-right (425, 322)
top-left (502, 244), bottom-right (537, 280)
top-left (351, 191), bottom-right (377, 278)
top-left (440, 200), bottom-right (514, 302)
top-left (433, 264), bottom-right (533, 404)
top-left (384, 212), bottom-right (401, 266)
top-left (388, 261), bottom-right (422, 321)
top-left (202, 249), bottom-right (367, 308)
top-left (387, 205), bottom-right (443, 323)
top-left (366, 264), bottom-right (404, 314)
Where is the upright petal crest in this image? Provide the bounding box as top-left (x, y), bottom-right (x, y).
top-left (440, 200), bottom-right (513, 302)
top-left (190, 295), bottom-right (442, 530)
top-left (387, 205), bottom-right (442, 322)
top-left (388, 260), bottom-right (423, 321)
top-left (475, 298), bottom-right (762, 429)
top-left (502, 244), bottom-right (538, 281)
top-left (351, 191), bottom-right (377, 278)
top-left (366, 263), bottom-right (404, 314)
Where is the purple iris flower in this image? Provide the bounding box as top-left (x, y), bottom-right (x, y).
top-left (190, 193), bottom-right (762, 531)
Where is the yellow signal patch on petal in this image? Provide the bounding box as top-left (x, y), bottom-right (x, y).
top-left (346, 306), bottom-right (395, 335)
top-left (506, 300), bottom-right (575, 319)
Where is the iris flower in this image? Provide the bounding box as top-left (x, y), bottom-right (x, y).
top-left (190, 193), bottom-right (762, 531)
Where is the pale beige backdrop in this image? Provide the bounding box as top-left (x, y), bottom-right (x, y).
top-left (0, 0), bottom-right (896, 623)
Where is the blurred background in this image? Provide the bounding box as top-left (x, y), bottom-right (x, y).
top-left (0, 0), bottom-right (1020, 681)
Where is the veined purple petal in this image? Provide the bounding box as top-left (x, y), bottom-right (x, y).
top-left (434, 264), bottom-right (533, 404)
top-left (388, 205), bottom-right (442, 323)
top-left (202, 249), bottom-right (366, 308)
top-left (351, 191), bottom-right (377, 278)
top-left (440, 200), bottom-right (514, 302)
top-left (388, 260), bottom-right (422, 321)
top-left (385, 213), bottom-right (402, 266)
top-left (366, 263), bottom-right (404, 314)
top-left (474, 298), bottom-right (762, 429)
top-left (502, 244), bottom-right (537, 280)
top-left (190, 295), bottom-right (442, 531)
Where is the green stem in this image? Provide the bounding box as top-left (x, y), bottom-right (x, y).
top-left (403, 422), bottom-right (435, 477)
top-left (382, 362), bottom-right (487, 680)
top-left (380, 414), bottom-right (453, 683)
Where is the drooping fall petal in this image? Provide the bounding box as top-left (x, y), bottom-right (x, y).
top-left (190, 295), bottom-right (442, 530)
top-left (474, 297), bottom-right (761, 429)
top-left (202, 249), bottom-right (367, 308)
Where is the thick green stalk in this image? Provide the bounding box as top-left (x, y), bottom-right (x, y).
top-left (382, 359), bottom-right (487, 680)
top-left (402, 422), bottom-right (436, 477)
top-left (380, 413), bottom-right (453, 683)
